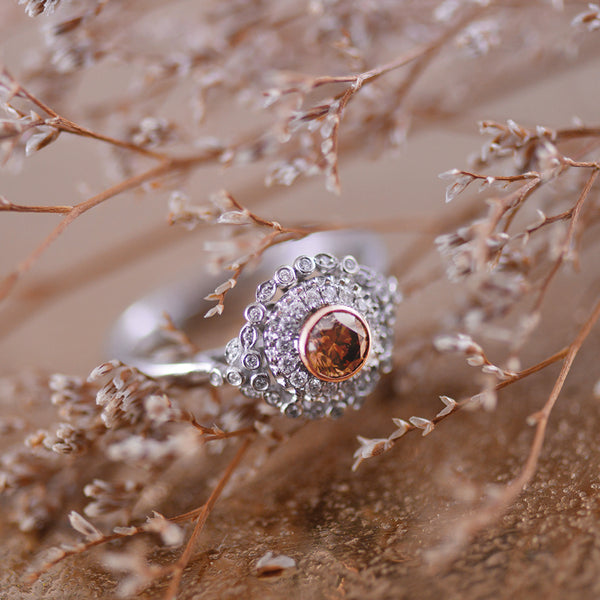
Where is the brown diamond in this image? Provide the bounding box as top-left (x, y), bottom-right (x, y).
top-left (299, 305), bottom-right (370, 382)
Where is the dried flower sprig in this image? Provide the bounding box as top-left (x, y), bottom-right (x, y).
top-left (28, 436), bottom-right (253, 600)
top-left (352, 340), bottom-right (572, 472)
top-left (169, 189), bottom-right (332, 317)
top-left (2, 2), bottom-right (600, 598)
top-left (425, 295), bottom-right (600, 567)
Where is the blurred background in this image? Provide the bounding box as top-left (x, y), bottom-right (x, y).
top-left (2, 2), bottom-right (600, 376)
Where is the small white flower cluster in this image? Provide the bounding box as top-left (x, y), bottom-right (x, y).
top-left (130, 117), bottom-right (175, 148)
top-left (352, 397), bottom-right (457, 470)
top-left (255, 551), bottom-right (296, 576)
top-left (572, 4), bottom-right (600, 31)
top-left (0, 92), bottom-right (60, 163)
top-left (83, 479), bottom-right (144, 518)
top-left (89, 360), bottom-right (164, 429)
top-left (475, 120), bottom-right (556, 169)
top-left (18, 0), bottom-right (60, 18)
top-left (434, 333), bottom-right (515, 380)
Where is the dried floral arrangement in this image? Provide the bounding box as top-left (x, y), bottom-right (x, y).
top-left (2, 1), bottom-right (600, 599)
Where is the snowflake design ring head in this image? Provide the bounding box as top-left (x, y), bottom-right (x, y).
top-left (108, 232), bottom-right (400, 419)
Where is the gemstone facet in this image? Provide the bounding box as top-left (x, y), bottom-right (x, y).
top-left (299, 305), bottom-right (370, 382)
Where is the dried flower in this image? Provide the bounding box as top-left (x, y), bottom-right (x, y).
top-left (572, 4), bottom-right (600, 30)
top-left (255, 551), bottom-right (296, 576)
top-left (19, 0), bottom-right (61, 18)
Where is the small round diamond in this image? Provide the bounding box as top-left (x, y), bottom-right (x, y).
top-left (307, 377), bottom-right (322, 396)
top-left (314, 252), bottom-right (338, 273)
top-left (240, 385), bottom-right (261, 399)
top-left (264, 390), bottom-right (282, 406)
top-left (306, 401), bottom-right (326, 419)
top-left (242, 351), bottom-right (261, 371)
top-left (355, 371), bottom-right (378, 396)
top-left (256, 280), bottom-right (277, 303)
top-left (225, 368), bottom-right (243, 386)
top-left (251, 373), bottom-right (270, 391)
top-left (322, 381), bottom-right (338, 397)
top-left (356, 297), bottom-right (369, 313)
top-left (321, 284), bottom-right (337, 303)
top-left (275, 265), bottom-right (296, 287)
top-left (338, 287), bottom-right (353, 305)
top-left (209, 369), bottom-right (223, 387)
top-left (289, 369), bottom-right (308, 388)
top-left (287, 301), bottom-right (306, 320)
top-left (327, 402), bottom-right (346, 419)
top-left (244, 303), bottom-right (265, 324)
top-left (284, 403), bottom-right (303, 418)
top-left (303, 288), bottom-right (322, 309)
top-left (294, 255), bottom-right (315, 276)
top-left (225, 338), bottom-right (242, 365)
top-left (356, 266), bottom-right (375, 286)
top-left (278, 356), bottom-right (299, 376)
top-left (342, 255), bottom-right (359, 274)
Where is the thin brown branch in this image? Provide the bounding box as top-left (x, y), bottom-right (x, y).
top-left (3, 68), bottom-right (168, 161)
top-left (28, 525), bottom-right (144, 583)
top-left (0, 201), bottom-right (72, 214)
top-left (532, 168), bottom-right (599, 314)
top-left (495, 346), bottom-right (568, 391)
top-left (48, 115), bottom-right (169, 161)
top-left (0, 148), bottom-right (222, 303)
top-left (430, 292), bottom-right (600, 567)
top-left (163, 437), bottom-right (252, 600)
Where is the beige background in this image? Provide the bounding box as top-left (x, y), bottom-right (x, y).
top-left (2, 5), bottom-right (600, 600)
top-left (2, 50), bottom-right (600, 375)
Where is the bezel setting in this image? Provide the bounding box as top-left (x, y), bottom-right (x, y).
top-left (298, 304), bottom-right (371, 383)
top-left (221, 253), bottom-right (399, 419)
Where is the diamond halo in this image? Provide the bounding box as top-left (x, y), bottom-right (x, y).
top-left (222, 252), bottom-right (399, 419)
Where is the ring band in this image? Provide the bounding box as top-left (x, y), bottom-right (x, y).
top-left (108, 231), bottom-right (399, 419)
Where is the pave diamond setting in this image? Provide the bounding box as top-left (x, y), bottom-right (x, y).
top-left (221, 253), bottom-right (399, 418)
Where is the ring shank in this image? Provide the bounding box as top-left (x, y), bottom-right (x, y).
top-left (107, 231), bottom-right (389, 382)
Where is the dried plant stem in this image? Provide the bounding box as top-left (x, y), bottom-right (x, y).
top-left (0, 200), bottom-right (72, 213)
top-left (495, 346), bottom-right (568, 390)
top-left (28, 522), bottom-right (149, 584)
top-left (27, 436), bottom-right (253, 591)
top-left (363, 342), bottom-right (573, 464)
top-left (4, 68), bottom-right (168, 160)
top-left (2, 24), bottom-right (463, 299)
top-left (163, 436), bottom-right (252, 600)
top-left (0, 149), bottom-right (223, 302)
top-left (531, 168), bottom-right (599, 314)
top-left (0, 162), bottom-right (172, 301)
top-left (432, 292), bottom-right (600, 566)
top-left (185, 418), bottom-right (255, 442)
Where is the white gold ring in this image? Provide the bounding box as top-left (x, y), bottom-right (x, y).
top-left (108, 231), bottom-right (399, 419)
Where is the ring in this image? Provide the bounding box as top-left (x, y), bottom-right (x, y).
top-left (108, 231), bottom-right (399, 419)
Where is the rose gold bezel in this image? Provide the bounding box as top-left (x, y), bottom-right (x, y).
top-left (298, 304), bottom-right (371, 382)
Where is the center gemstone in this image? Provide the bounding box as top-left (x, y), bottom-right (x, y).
top-left (299, 305), bottom-right (370, 382)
